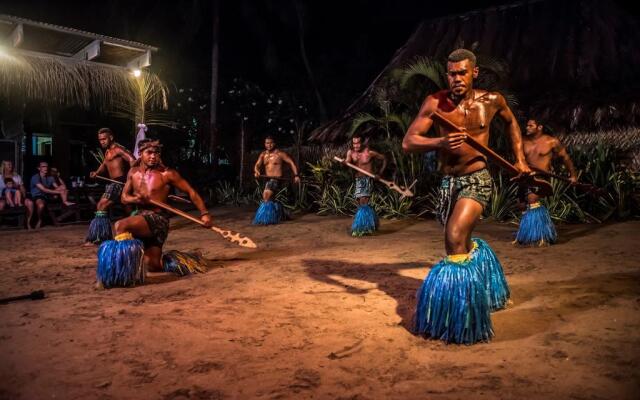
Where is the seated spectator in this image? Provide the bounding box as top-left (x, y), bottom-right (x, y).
top-left (0, 160), bottom-right (34, 228)
top-left (49, 167), bottom-right (68, 190)
top-left (2, 177), bottom-right (23, 207)
top-left (30, 161), bottom-right (74, 229)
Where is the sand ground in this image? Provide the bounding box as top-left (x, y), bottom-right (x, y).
top-left (0, 207), bottom-right (639, 400)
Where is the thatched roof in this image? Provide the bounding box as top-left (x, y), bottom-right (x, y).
top-left (310, 0), bottom-right (640, 142)
top-left (0, 15), bottom-right (167, 121)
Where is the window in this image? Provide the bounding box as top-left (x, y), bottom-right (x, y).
top-left (32, 133), bottom-right (53, 156)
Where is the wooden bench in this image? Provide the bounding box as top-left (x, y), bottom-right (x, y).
top-left (46, 203), bottom-right (86, 226)
top-left (0, 206), bottom-right (26, 229)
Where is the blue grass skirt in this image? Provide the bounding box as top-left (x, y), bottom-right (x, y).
top-left (415, 254), bottom-right (494, 344)
top-left (162, 250), bottom-right (208, 276)
top-left (351, 204), bottom-right (378, 237)
top-left (85, 211), bottom-right (113, 244)
top-left (515, 203), bottom-right (557, 246)
top-left (96, 233), bottom-right (144, 288)
top-left (472, 238), bottom-right (510, 311)
top-left (252, 201), bottom-right (282, 225)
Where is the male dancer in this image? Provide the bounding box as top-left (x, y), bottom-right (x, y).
top-left (96, 139), bottom-right (212, 288)
top-left (252, 136), bottom-right (300, 225)
top-left (403, 49), bottom-right (530, 344)
top-left (515, 119), bottom-right (577, 246)
top-left (345, 134), bottom-right (386, 236)
top-left (85, 128), bottom-right (135, 244)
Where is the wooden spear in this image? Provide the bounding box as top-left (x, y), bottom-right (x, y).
top-left (148, 199), bottom-right (257, 249)
top-left (333, 156), bottom-right (415, 198)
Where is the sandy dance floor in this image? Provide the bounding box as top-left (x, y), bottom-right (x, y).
top-left (1, 207), bottom-right (639, 399)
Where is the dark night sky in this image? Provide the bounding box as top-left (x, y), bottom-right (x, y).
top-left (2, 0), bottom-right (639, 119)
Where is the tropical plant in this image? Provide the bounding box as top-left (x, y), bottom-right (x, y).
top-left (484, 174), bottom-right (518, 221)
top-left (348, 88), bottom-right (412, 140)
top-left (89, 148), bottom-right (105, 165)
top-left (544, 178), bottom-right (587, 223)
top-left (111, 70), bottom-right (169, 128)
top-left (370, 191), bottom-right (412, 219)
top-left (315, 182), bottom-right (355, 216)
top-left (215, 181), bottom-right (245, 206)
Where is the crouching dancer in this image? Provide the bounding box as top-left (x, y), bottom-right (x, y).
top-left (96, 139), bottom-right (212, 288)
top-left (403, 49), bottom-right (530, 344)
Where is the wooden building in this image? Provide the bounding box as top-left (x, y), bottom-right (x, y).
top-left (0, 14), bottom-right (158, 179)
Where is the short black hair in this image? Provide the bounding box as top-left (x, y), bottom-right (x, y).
top-left (448, 49), bottom-right (477, 66)
top-left (98, 127), bottom-right (113, 136)
top-left (528, 119), bottom-right (553, 135)
top-left (138, 138), bottom-right (162, 152)
top-left (4, 177), bottom-right (14, 184)
top-left (264, 136), bottom-right (275, 142)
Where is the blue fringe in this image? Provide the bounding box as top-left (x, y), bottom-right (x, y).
top-left (85, 211), bottom-right (113, 244)
top-left (472, 238), bottom-right (510, 311)
top-left (162, 250), bottom-right (208, 276)
top-left (515, 205), bottom-right (557, 246)
top-left (252, 201), bottom-right (281, 225)
top-left (96, 238), bottom-right (144, 288)
top-left (351, 204), bottom-right (378, 237)
top-left (415, 256), bottom-right (493, 344)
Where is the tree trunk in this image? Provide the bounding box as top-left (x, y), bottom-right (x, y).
top-left (210, 0), bottom-right (221, 167)
top-left (239, 118), bottom-right (246, 188)
top-left (293, 0), bottom-right (327, 121)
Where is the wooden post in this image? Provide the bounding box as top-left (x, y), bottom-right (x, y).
top-left (239, 117), bottom-right (245, 188)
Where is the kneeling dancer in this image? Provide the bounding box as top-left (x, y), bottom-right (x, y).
top-left (252, 136), bottom-right (300, 225)
top-left (403, 49), bottom-right (529, 344)
top-left (345, 134), bottom-right (386, 236)
top-left (96, 139), bottom-right (212, 288)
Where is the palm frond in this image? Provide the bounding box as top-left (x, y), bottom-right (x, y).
top-left (398, 56), bottom-right (446, 90)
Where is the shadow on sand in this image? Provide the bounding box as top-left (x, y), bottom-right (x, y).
top-left (303, 259), bottom-right (428, 333)
top-left (303, 258), bottom-right (640, 342)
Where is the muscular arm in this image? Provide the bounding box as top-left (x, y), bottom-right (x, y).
top-left (117, 146), bottom-right (136, 167)
top-left (495, 94), bottom-right (530, 173)
top-left (370, 150), bottom-right (387, 175)
top-left (254, 152), bottom-right (265, 177)
top-left (166, 170), bottom-right (209, 216)
top-left (280, 152), bottom-right (299, 176)
top-left (402, 96), bottom-right (442, 153)
top-left (121, 170), bottom-right (140, 205)
top-left (552, 139), bottom-right (577, 180)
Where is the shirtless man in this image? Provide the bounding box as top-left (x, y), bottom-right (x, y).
top-left (116, 139), bottom-right (212, 271)
top-left (84, 128), bottom-right (135, 244)
top-left (403, 49), bottom-right (530, 344)
top-left (253, 136), bottom-right (300, 202)
top-left (345, 135), bottom-right (387, 206)
top-left (90, 128), bottom-right (135, 212)
top-left (403, 49), bottom-right (530, 255)
top-left (514, 119), bottom-right (578, 246)
top-left (520, 119), bottom-right (577, 207)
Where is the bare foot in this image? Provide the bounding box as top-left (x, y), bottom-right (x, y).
top-left (35, 220), bottom-right (42, 229)
top-left (82, 241), bottom-right (96, 247)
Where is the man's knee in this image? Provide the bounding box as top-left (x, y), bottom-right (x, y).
top-left (97, 199), bottom-right (112, 211)
top-left (114, 219), bottom-right (129, 234)
top-left (145, 249), bottom-right (163, 272)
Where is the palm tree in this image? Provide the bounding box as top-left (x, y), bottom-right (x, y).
top-left (210, 0), bottom-right (221, 167)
